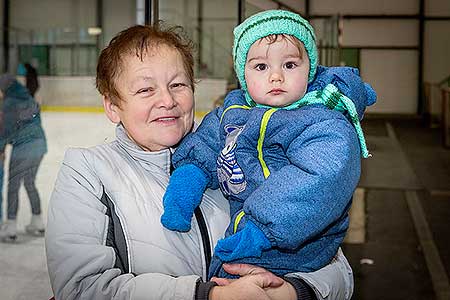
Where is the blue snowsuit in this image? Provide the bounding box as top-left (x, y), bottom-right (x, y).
top-left (163, 66), bottom-right (376, 278)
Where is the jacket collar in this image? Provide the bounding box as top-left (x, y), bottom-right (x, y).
top-left (115, 124), bottom-right (173, 175)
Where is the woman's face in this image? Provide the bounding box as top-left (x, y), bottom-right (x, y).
top-left (104, 45), bottom-right (194, 151)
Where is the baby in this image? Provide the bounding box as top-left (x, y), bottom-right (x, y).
top-left (161, 9), bottom-right (376, 278)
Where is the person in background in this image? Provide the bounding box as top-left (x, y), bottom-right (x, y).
top-left (45, 23), bottom-right (354, 300)
top-left (24, 62), bottom-right (40, 97)
top-left (0, 73), bottom-right (47, 242)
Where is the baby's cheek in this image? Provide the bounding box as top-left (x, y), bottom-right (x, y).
top-left (247, 81), bottom-right (262, 98)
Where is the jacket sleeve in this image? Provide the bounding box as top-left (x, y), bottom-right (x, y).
top-left (45, 148), bottom-right (200, 300)
top-left (242, 116), bottom-right (361, 250)
top-left (172, 107), bottom-right (224, 190)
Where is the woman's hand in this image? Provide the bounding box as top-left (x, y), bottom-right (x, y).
top-left (210, 264), bottom-right (297, 300)
top-left (209, 266), bottom-right (281, 300)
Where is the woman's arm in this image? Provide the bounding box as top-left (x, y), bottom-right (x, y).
top-left (210, 264), bottom-right (316, 300)
top-left (45, 148), bottom-right (200, 300)
top-left (172, 106), bottom-right (224, 189)
top-left (209, 264), bottom-right (286, 300)
top-left (211, 252), bottom-right (354, 300)
top-left (172, 89), bottom-right (246, 189)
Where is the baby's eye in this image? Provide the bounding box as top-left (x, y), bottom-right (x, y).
top-left (255, 63), bottom-right (267, 71)
top-left (284, 61), bottom-right (298, 69)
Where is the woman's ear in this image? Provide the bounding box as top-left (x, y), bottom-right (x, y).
top-left (103, 96), bottom-right (121, 123)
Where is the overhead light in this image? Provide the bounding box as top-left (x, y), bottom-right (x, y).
top-left (88, 27), bottom-right (102, 36)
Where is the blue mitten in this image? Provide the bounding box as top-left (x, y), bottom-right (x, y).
top-left (161, 164), bottom-right (208, 232)
top-left (214, 220), bottom-right (271, 262)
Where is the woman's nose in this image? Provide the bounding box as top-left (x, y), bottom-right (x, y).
top-left (158, 89), bottom-right (176, 108)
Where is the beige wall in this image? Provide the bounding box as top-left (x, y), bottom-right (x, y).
top-left (340, 18), bottom-right (419, 113)
top-left (102, 0), bottom-right (136, 48)
top-left (424, 21), bottom-right (450, 84)
top-left (342, 20), bottom-right (418, 47)
top-left (362, 50), bottom-right (418, 114)
top-left (311, 0), bottom-right (449, 114)
top-left (425, 0), bottom-right (450, 84)
top-left (426, 0), bottom-right (450, 16)
top-left (311, 0), bottom-right (419, 15)
top-left (10, 0), bottom-right (95, 32)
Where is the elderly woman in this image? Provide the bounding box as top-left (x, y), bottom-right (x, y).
top-left (45, 24), bottom-right (353, 300)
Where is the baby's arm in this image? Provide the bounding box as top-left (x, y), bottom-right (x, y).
top-left (162, 88), bottom-right (249, 232)
top-left (160, 164), bottom-right (209, 231)
top-left (161, 108), bottom-right (223, 232)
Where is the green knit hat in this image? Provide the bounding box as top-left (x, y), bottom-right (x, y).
top-left (233, 10), bottom-right (318, 106)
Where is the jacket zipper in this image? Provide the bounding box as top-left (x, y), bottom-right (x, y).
top-left (194, 207), bottom-right (211, 276)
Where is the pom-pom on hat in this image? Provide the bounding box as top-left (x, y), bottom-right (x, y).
top-left (233, 9), bottom-right (318, 105)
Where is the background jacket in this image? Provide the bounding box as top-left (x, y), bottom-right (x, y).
top-left (46, 124), bottom-right (354, 300)
top-left (0, 80), bottom-right (47, 155)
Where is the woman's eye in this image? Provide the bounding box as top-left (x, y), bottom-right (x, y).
top-left (284, 62), bottom-right (297, 69)
top-left (170, 83), bottom-right (187, 89)
top-left (136, 88), bottom-right (153, 94)
top-left (255, 63), bottom-right (267, 71)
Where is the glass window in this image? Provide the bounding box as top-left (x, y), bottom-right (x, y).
top-left (160, 0), bottom-right (238, 82)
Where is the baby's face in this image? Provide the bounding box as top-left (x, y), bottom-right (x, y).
top-left (244, 36), bottom-right (310, 107)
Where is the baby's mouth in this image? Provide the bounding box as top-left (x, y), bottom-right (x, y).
top-left (268, 89), bottom-right (285, 95)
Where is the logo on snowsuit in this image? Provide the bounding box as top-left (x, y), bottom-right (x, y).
top-left (217, 125), bottom-right (247, 195)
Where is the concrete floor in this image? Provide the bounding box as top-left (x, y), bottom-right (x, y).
top-left (0, 113), bottom-right (449, 300)
top-left (346, 118), bottom-right (450, 300)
